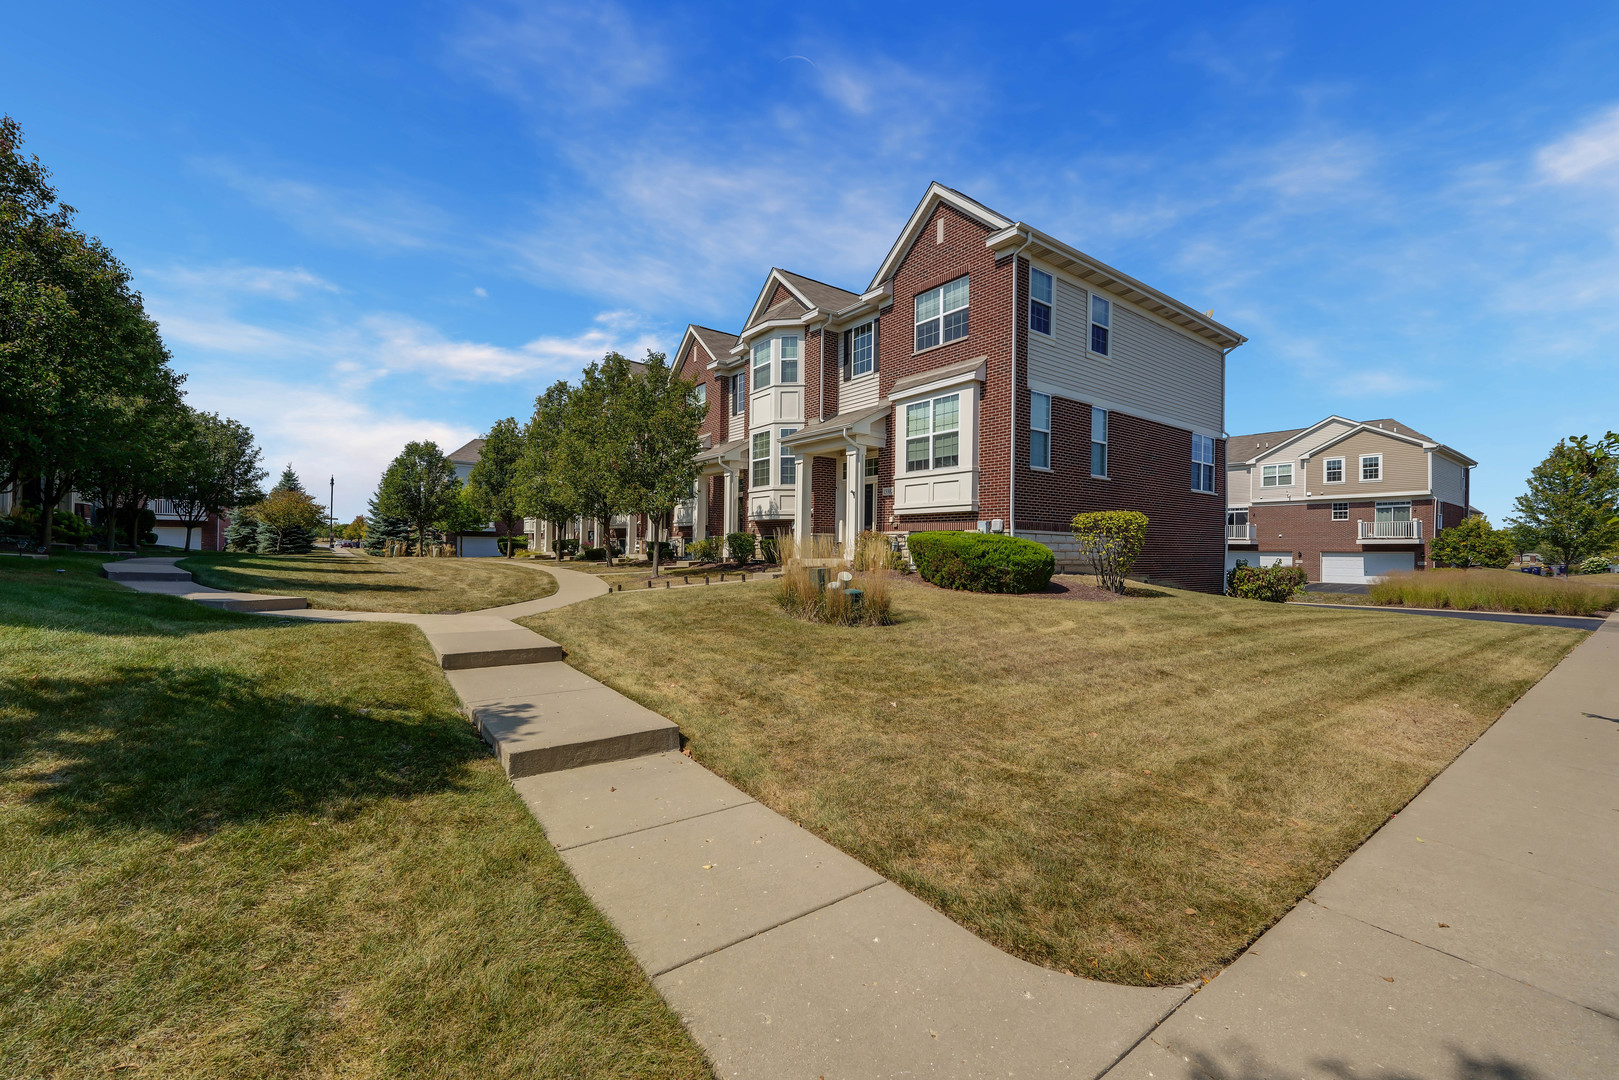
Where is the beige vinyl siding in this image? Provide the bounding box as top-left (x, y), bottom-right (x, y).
top-left (1027, 273), bottom-right (1223, 434)
top-left (1249, 420), bottom-right (1356, 468)
top-left (1432, 453), bottom-right (1467, 507)
top-left (842, 371), bottom-right (880, 410)
top-left (1227, 464), bottom-right (1253, 506)
top-left (1306, 430), bottom-right (1428, 497)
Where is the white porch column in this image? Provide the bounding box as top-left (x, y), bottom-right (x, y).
top-left (722, 467), bottom-right (738, 547)
top-left (844, 446), bottom-right (862, 557)
top-left (793, 456), bottom-right (810, 544)
top-left (693, 477), bottom-right (707, 542)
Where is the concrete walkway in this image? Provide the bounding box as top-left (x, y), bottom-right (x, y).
top-left (1104, 616), bottom-right (1619, 1080)
top-left (108, 556), bottom-right (1618, 1077)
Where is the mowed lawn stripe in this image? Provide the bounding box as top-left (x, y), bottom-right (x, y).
top-left (179, 550), bottom-right (559, 613)
top-left (524, 576), bottom-right (1582, 986)
top-left (0, 554), bottom-right (711, 1079)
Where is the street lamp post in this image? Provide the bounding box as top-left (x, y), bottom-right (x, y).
top-left (329, 475), bottom-right (335, 549)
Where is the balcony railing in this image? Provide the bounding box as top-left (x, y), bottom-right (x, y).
top-left (1226, 523), bottom-right (1256, 542)
top-left (1359, 519), bottom-right (1421, 541)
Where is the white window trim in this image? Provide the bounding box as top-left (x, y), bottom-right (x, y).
top-left (1360, 454), bottom-right (1383, 482)
top-left (1090, 407), bottom-right (1108, 479)
top-left (1331, 502), bottom-right (1349, 521)
top-left (904, 393), bottom-right (962, 473)
top-left (1191, 432), bottom-right (1217, 494)
top-left (1030, 390), bottom-right (1052, 471)
top-left (751, 431), bottom-right (771, 488)
top-left (851, 322), bottom-right (875, 378)
top-left (1089, 293), bottom-right (1112, 358)
top-left (913, 275), bottom-right (969, 355)
top-left (1323, 456), bottom-right (1345, 484)
top-left (1261, 462), bottom-right (1294, 488)
top-left (778, 428), bottom-right (798, 484)
top-left (752, 340), bottom-right (773, 391)
top-left (1028, 267), bottom-right (1054, 338)
top-left (730, 372), bottom-right (746, 416)
top-left (779, 335), bottom-right (800, 384)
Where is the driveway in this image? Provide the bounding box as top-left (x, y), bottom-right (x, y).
top-left (1292, 600), bottom-right (1607, 632)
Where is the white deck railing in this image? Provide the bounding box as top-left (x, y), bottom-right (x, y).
top-left (1359, 519), bottom-right (1421, 540)
top-left (1226, 523), bottom-right (1256, 542)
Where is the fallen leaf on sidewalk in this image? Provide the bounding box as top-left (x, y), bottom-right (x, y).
top-left (1383, 976), bottom-right (1395, 982)
top-left (1437, 922), bottom-right (1449, 928)
top-left (702, 864), bottom-right (714, 870)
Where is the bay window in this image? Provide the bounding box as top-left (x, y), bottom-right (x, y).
top-left (905, 392), bottom-right (960, 471)
top-left (751, 431), bottom-right (770, 487)
top-left (779, 429), bottom-right (797, 484)
top-left (915, 276), bottom-right (969, 351)
top-left (780, 335), bottom-right (799, 383)
top-left (752, 340), bottom-right (772, 390)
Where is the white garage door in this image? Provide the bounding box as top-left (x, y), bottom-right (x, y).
top-left (1226, 552), bottom-right (1293, 572)
top-left (1320, 551), bottom-right (1414, 585)
top-left (152, 526), bottom-right (191, 549)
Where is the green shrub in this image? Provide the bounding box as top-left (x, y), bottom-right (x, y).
top-left (552, 537), bottom-right (579, 558)
top-left (907, 531), bottom-right (1055, 594)
top-left (725, 531), bottom-right (755, 563)
top-left (1429, 515), bottom-right (1514, 568)
top-left (579, 546), bottom-right (607, 561)
top-left (687, 537), bottom-right (722, 563)
top-left (1226, 561), bottom-right (1308, 602)
top-left (1579, 554), bottom-right (1614, 574)
top-left (1070, 510), bottom-right (1149, 593)
top-left (643, 540), bottom-right (676, 561)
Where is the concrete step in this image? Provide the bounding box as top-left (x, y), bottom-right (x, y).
top-left (446, 663), bottom-right (681, 778)
top-left (104, 568), bottom-right (194, 582)
top-left (423, 624), bottom-right (564, 670)
top-left (190, 594), bottom-right (309, 612)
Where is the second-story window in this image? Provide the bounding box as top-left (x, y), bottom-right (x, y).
top-left (1091, 407), bottom-right (1108, 477)
top-left (779, 429), bottom-right (797, 484)
top-left (1262, 463), bottom-right (1293, 487)
top-left (915, 276), bottom-right (969, 351)
top-left (1030, 391), bottom-right (1051, 469)
top-left (905, 393), bottom-right (960, 471)
top-left (852, 323), bottom-right (874, 376)
top-left (1090, 294), bottom-right (1111, 356)
top-left (780, 336), bottom-right (799, 382)
top-left (751, 431), bottom-right (770, 487)
top-left (1029, 268), bottom-right (1053, 335)
top-left (730, 372), bottom-right (745, 415)
top-left (1324, 457), bottom-right (1344, 483)
top-left (1192, 433), bottom-right (1216, 493)
top-left (692, 383), bottom-right (707, 410)
top-left (1361, 454), bottom-right (1382, 481)
top-left (752, 341), bottom-right (772, 390)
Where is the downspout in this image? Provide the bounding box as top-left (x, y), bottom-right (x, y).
top-left (818, 317), bottom-right (827, 421)
top-left (1008, 231), bottom-right (1032, 537)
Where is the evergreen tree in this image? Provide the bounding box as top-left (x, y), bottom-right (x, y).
top-left (274, 464), bottom-right (306, 494)
top-left (225, 508), bottom-right (258, 551)
top-left (362, 489), bottom-right (414, 555)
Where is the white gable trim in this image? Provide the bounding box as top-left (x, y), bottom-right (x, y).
top-left (742, 269), bottom-right (817, 330)
top-left (1241, 416), bottom-right (1358, 464)
top-left (867, 182), bottom-right (1012, 292)
top-left (1303, 423), bottom-right (1431, 458)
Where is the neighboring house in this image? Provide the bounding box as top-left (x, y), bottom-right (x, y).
top-left (447, 438), bottom-right (505, 557)
top-left (146, 498), bottom-right (227, 550)
top-left (1225, 416), bottom-right (1477, 585)
top-left (669, 182), bottom-right (1246, 591)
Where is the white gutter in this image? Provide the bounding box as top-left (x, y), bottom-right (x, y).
top-left (1008, 230), bottom-right (1032, 537)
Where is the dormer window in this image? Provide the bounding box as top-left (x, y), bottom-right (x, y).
top-left (915, 276), bottom-right (969, 351)
top-left (752, 341), bottom-right (772, 390)
top-left (1090, 294), bottom-right (1111, 356)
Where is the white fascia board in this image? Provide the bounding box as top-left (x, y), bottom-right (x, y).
top-left (742, 269), bottom-right (817, 330)
top-left (889, 362), bottom-right (988, 404)
top-left (866, 183), bottom-right (1012, 292)
top-left (737, 316), bottom-right (816, 344)
top-left (993, 226), bottom-right (1245, 349)
top-left (1241, 415), bottom-right (1359, 464)
top-left (1431, 444), bottom-right (1479, 468)
top-left (1251, 488), bottom-right (1436, 503)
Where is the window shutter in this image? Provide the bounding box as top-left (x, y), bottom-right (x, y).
top-left (841, 330), bottom-right (851, 382)
top-left (872, 318), bottom-right (880, 373)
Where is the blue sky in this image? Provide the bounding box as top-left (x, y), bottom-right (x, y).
top-left (6, 2), bottom-right (1618, 521)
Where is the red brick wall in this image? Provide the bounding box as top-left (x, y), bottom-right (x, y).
top-left (704, 474), bottom-right (726, 538)
top-left (768, 282), bottom-right (794, 307)
top-left (812, 457), bottom-right (837, 533)
top-left (1015, 400), bottom-right (1227, 592)
top-left (1438, 501), bottom-right (1467, 532)
top-left (679, 340), bottom-right (727, 447)
top-left (1248, 499), bottom-right (1434, 580)
top-left (821, 327), bottom-right (840, 419)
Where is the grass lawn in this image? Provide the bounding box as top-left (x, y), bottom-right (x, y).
top-left (179, 551), bottom-right (558, 613)
top-left (523, 576), bottom-right (1583, 987)
top-left (553, 558), bottom-right (770, 591)
top-left (1, 553), bottom-right (710, 1079)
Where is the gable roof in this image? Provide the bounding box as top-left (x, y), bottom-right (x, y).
top-left (1227, 416), bottom-right (1475, 467)
top-left (448, 438), bottom-right (484, 464)
top-left (868, 181), bottom-right (1244, 350)
top-left (741, 267), bottom-right (861, 331)
top-left (1225, 427), bottom-right (1308, 464)
top-left (675, 325), bottom-right (740, 374)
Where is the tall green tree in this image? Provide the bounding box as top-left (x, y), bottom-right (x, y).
top-left (78, 363), bottom-right (186, 552)
top-left (375, 441), bottom-right (461, 555)
top-left (619, 351), bottom-right (704, 576)
top-left (165, 410), bottom-right (266, 552)
top-left (549, 354), bottom-right (638, 550)
top-left (1428, 514), bottom-right (1514, 569)
top-left (466, 417), bottom-right (525, 558)
top-left (1508, 432), bottom-right (1619, 569)
top-left (517, 381), bottom-right (578, 555)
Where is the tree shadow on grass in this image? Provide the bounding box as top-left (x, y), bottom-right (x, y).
top-left (2, 661), bottom-right (486, 838)
top-left (182, 554), bottom-right (431, 598)
top-left (1164, 1042), bottom-right (1550, 1080)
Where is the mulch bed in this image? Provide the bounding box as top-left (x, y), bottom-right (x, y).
top-left (897, 573), bottom-right (1126, 602)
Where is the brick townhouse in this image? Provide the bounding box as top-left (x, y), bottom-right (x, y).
top-left (670, 182), bottom-right (1246, 592)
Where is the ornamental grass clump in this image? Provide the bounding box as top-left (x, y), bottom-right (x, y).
top-left (907, 531), bottom-right (1054, 593)
top-left (1369, 568), bottom-right (1615, 616)
top-left (775, 562), bottom-right (893, 626)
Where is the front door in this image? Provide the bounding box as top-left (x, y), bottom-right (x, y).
top-left (863, 483), bottom-right (875, 531)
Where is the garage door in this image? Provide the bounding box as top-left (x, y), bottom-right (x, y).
top-left (1320, 551), bottom-right (1414, 585)
top-left (1226, 552), bottom-right (1293, 573)
top-left (152, 526), bottom-right (191, 549)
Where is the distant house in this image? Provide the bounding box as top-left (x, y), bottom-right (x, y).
top-left (1225, 416), bottom-right (1477, 585)
top-left (447, 438), bottom-right (505, 557)
top-left (146, 498), bottom-right (227, 550)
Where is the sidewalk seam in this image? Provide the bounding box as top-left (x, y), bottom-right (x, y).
top-left (650, 879), bottom-right (887, 979)
top-left (553, 799), bottom-right (759, 852)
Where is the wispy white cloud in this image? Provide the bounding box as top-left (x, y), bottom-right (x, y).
top-left (1537, 104), bottom-right (1619, 183)
top-left (143, 263), bottom-right (341, 301)
top-left (361, 310), bottom-right (663, 381)
top-left (449, 1), bottom-right (666, 109)
top-left (197, 159), bottom-right (452, 250)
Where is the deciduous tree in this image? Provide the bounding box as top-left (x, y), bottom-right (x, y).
top-left (165, 410), bottom-right (265, 552)
top-left (619, 351), bottom-right (704, 576)
top-left (466, 417), bottom-right (525, 557)
top-left (1508, 433), bottom-right (1619, 569)
top-left (375, 441), bottom-right (460, 555)
top-left (1428, 514), bottom-right (1514, 569)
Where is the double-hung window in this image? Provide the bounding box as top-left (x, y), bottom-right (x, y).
top-left (864, 454), bottom-right (879, 478)
top-left (1324, 457), bottom-right (1344, 484)
top-left (1030, 391), bottom-right (1051, 469)
top-left (751, 431), bottom-right (771, 487)
top-left (692, 383), bottom-right (707, 409)
top-left (1261, 463), bottom-right (1292, 487)
top-left (730, 372), bottom-right (746, 415)
top-left (904, 393), bottom-right (960, 471)
top-left (779, 429), bottom-right (797, 484)
top-left (1332, 502), bottom-right (1349, 521)
top-left (1191, 433), bottom-right (1216, 493)
top-left (1090, 407), bottom-right (1108, 477)
top-left (1089, 294), bottom-right (1111, 356)
top-left (1029, 268), bottom-right (1053, 335)
top-left (914, 276), bottom-right (969, 351)
top-left (779, 336), bottom-right (799, 383)
top-left (1361, 454), bottom-right (1382, 481)
top-left (851, 322), bottom-right (874, 376)
top-left (752, 341), bottom-right (772, 390)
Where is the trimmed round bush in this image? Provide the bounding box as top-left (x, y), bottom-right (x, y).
top-left (907, 531), bottom-right (1055, 594)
